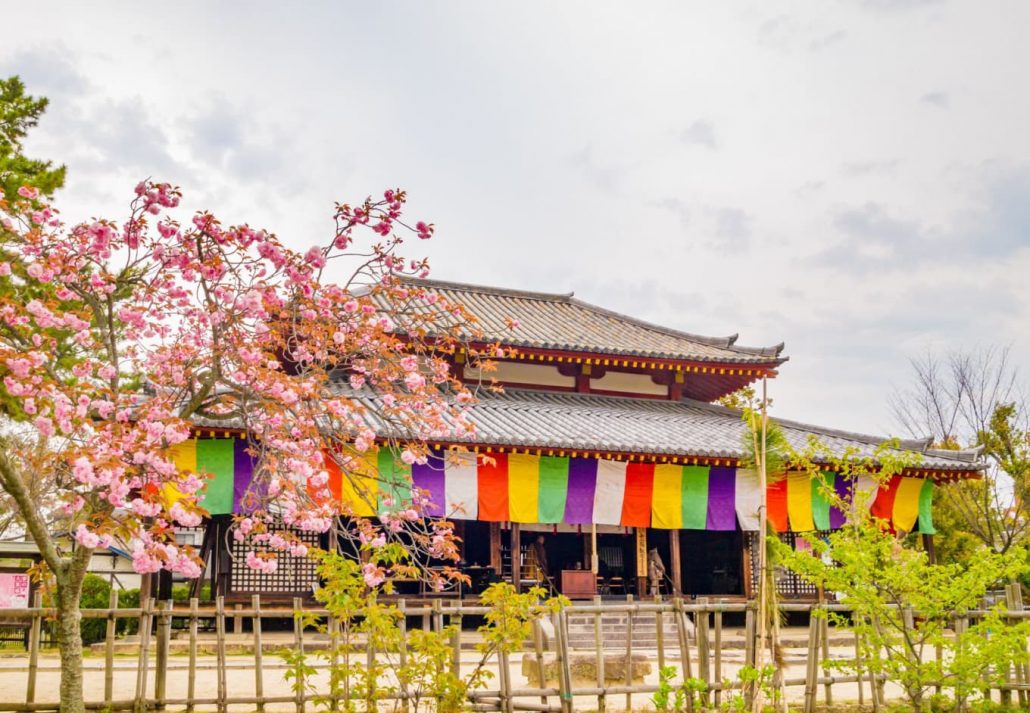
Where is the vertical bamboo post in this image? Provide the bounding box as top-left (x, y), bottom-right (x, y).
top-left (934, 637), bottom-right (944, 697)
top-left (853, 629), bottom-right (865, 706)
top-left (743, 602), bottom-right (756, 709)
top-left (367, 609), bottom-right (377, 709)
top-left (326, 606), bottom-right (339, 713)
top-left (593, 595), bottom-right (606, 713)
top-left (25, 590), bottom-right (42, 705)
top-left (874, 615), bottom-right (887, 711)
top-left (819, 611), bottom-right (832, 706)
top-left (293, 596), bottom-right (306, 713)
top-left (134, 597), bottom-right (155, 713)
top-left (555, 609), bottom-right (574, 713)
top-left (234, 602), bottom-right (243, 634)
top-left (252, 595), bottom-right (265, 713)
top-left (104, 588), bottom-right (118, 707)
top-left (432, 598), bottom-right (444, 686)
top-left (864, 618), bottom-right (881, 713)
top-left (744, 604), bottom-right (756, 669)
top-left (714, 608), bottom-right (723, 709)
top-left (674, 598), bottom-right (695, 713)
top-left (655, 595), bottom-right (666, 671)
top-left (215, 595), bottom-right (228, 713)
top-left (450, 604), bottom-right (463, 679)
top-left (532, 616), bottom-right (549, 703)
top-left (155, 599), bottom-right (172, 709)
top-left (187, 597), bottom-right (198, 713)
top-left (498, 647), bottom-right (514, 713)
top-left (397, 600), bottom-right (410, 713)
top-left (1003, 584), bottom-right (1019, 707)
top-left (802, 611), bottom-right (819, 713)
top-left (1011, 584), bottom-right (1029, 707)
top-left (752, 378), bottom-right (772, 713)
top-left (697, 598), bottom-right (711, 707)
top-left (954, 613), bottom-right (969, 709)
top-left (624, 594), bottom-right (634, 713)
top-left (432, 597), bottom-right (444, 631)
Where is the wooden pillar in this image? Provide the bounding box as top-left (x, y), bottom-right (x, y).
top-left (511, 523), bottom-right (522, 593)
top-left (922, 533), bottom-right (937, 565)
top-left (635, 527), bottom-right (648, 597)
top-left (139, 572), bottom-right (152, 604)
top-left (669, 530), bottom-right (682, 595)
top-left (742, 534), bottom-right (754, 600)
top-left (669, 370), bottom-right (684, 401)
top-left (583, 529), bottom-right (594, 571)
top-left (156, 569), bottom-right (173, 601)
top-left (190, 522), bottom-right (215, 599)
top-left (454, 348), bottom-right (467, 384)
top-left (489, 522), bottom-right (502, 574)
top-left (576, 363), bottom-right (591, 393)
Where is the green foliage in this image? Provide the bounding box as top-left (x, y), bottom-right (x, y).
top-left (171, 582), bottom-right (211, 602)
top-left (0, 76), bottom-right (65, 204)
top-left (115, 588), bottom-right (140, 635)
top-left (722, 665), bottom-right (779, 713)
top-left (43, 574), bottom-right (116, 646)
top-left (653, 664), bottom-right (776, 713)
top-left (283, 549), bottom-right (567, 713)
top-left (775, 513), bottom-right (1030, 713)
top-left (738, 407), bottom-right (791, 480)
top-left (652, 664), bottom-right (678, 711)
top-left (930, 491), bottom-right (986, 568)
top-left (0, 77), bottom-right (74, 427)
top-left (78, 574), bottom-right (111, 646)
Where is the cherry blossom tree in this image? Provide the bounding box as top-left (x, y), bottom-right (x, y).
top-left (0, 180), bottom-right (494, 712)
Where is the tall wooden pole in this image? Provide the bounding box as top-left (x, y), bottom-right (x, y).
top-left (669, 530), bottom-right (682, 595)
top-left (752, 377), bottom-right (770, 713)
top-left (511, 523), bottom-right (522, 592)
top-left (591, 524), bottom-right (598, 574)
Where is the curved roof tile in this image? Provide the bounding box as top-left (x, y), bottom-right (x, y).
top-left (386, 278), bottom-right (787, 365)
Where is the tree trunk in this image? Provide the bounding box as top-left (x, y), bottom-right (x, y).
top-left (56, 574), bottom-right (87, 713)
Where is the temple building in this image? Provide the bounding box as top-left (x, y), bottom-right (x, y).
top-left (183, 279), bottom-right (983, 603)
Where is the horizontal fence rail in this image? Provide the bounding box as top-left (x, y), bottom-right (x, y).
top-left (0, 588), bottom-right (1027, 712)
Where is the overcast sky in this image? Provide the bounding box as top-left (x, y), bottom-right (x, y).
top-left (3, 1), bottom-right (1029, 438)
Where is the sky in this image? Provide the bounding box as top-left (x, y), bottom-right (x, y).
top-left (3, 1), bottom-right (1029, 438)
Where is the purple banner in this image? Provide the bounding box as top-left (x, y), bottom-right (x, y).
top-left (563, 458), bottom-right (598, 525)
top-left (830, 475), bottom-right (853, 529)
top-left (413, 460), bottom-right (446, 517)
top-left (706, 466), bottom-right (737, 531)
top-left (233, 438), bottom-right (257, 513)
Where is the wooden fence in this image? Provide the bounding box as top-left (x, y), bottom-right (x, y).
top-left (2, 586), bottom-right (1029, 712)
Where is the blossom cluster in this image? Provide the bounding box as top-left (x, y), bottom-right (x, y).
top-left (0, 182), bottom-right (491, 584)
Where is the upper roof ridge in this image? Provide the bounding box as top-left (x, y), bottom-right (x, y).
top-left (397, 276), bottom-right (577, 303)
top-left (396, 276), bottom-right (786, 360)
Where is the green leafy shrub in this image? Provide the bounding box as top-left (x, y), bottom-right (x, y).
top-left (282, 547), bottom-right (566, 713)
top-left (78, 575), bottom-right (112, 646)
top-left (776, 499), bottom-right (1030, 713)
top-left (116, 588), bottom-right (140, 635)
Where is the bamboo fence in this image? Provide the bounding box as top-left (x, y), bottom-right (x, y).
top-left (0, 585), bottom-right (1028, 712)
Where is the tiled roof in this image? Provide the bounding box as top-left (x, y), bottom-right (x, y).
top-left (387, 278), bottom-right (786, 365)
top-left (195, 386), bottom-right (982, 473)
top-left (432, 389), bottom-right (983, 473)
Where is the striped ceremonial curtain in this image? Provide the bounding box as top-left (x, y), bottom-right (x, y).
top-left (168, 439), bottom-right (937, 534)
top-left (764, 470), bottom-right (934, 534)
top-left (165, 437), bottom-right (259, 515)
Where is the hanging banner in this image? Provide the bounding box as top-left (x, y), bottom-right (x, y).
top-left (173, 438), bottom-right (937, 534)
